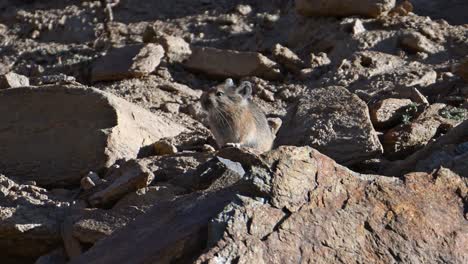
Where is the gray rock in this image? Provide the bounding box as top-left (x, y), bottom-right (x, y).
top-left (277, 86), bottom-right (383, 165)
top-left (184, 47), bottom-right (282, 80)
top-left (34, 247), bottom-right (67, 264)
top-left (0, 175), bottom-right (70, 261)
top-left (272, 44), bottom-right (305, 73)
top-left (0, 85), bottom-right (185, 187)
top-left (400, 31), bottom-right (442, 54)
top-left (296, 0), bottom-right (396, 18)
top-left (91, 44), bottom-right (164, 82)
top-left (0, 72), bottom-right (29, 89)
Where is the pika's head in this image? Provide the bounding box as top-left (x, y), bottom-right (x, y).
top-left (201, 78), bottom-right (252, 111)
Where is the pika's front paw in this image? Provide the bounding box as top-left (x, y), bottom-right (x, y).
top-left (224, 142), bottom-right (241, 148)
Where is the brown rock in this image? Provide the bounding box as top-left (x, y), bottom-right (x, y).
top-left (271, 43), bottom-right (305, 73)
top-left (296, 0), bottom-right (396, 18)
top-left (277, 86), bottom-right (383, 165)
top-left (0, 72), bottom-right (29, 89)
top-left (382, 118), bottom-right (468, 177)
top-left (91, 44), bottom-right (164, 82)
top-left (184, 47), bottom-right (282, 80)
top-left (455, 57), bottom-right (468, 82)
top-left (369, 98), bottom-right (413, 128)
top-left (88, 159), bottom-right (154, 207)
top-left (383, 103), bottom-right (461, 158)
top-left (153, 140), bottom-right (178, 155)
top-left (0, 85), bottom-right (185, 187)
top-left (143, 29), bottom-right (191, 63)
top-left (196, 147), bottom-right (468, 263)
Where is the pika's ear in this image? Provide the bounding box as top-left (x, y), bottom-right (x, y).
top-left (237, 81), bottom-right (252, 99)
top-left (224, 78), bottom-right (235, 88)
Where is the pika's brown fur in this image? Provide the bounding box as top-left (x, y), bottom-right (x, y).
top-left (200, 79), bottom-right (274, 153)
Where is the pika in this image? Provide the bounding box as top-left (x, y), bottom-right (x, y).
top-left (200, 78), bottom-right (274, 153)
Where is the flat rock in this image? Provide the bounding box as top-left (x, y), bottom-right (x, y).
top-left (0, 72), bottom-right (29, 89)
top-left (91, 44), bottom-right (164, 82)
top-left (369, 98), bottom-right (413, 129)
top-left (184, 47), bottom-right (282, 80)
top-left (0, 85), bottom-right (185, 187)
top-left (277, 86), bottom-right (383, 165)
top-left (296, 0), bottom-right (396, 18)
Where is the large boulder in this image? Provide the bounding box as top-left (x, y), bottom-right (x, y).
top-left (197, 147), bottom-right (468, 263)
top-left (0, 85), bottom-right (185, 187)
top-left (277, 86), bottom-right (383, 165)
top-left (296, 0), bottom-right (396, 18)
top-left (184, 47), bottom-right (282, 80)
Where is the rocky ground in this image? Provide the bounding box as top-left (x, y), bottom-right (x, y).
top-left (0, 0), bottom-right (467, 263)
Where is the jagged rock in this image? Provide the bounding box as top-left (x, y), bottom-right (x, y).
top-left (277, 86), bottom-right (383, 165)
top-left (383, 103), bottom-right (462, 158)
top-left (143, 29), bottom-right (191, 63)
top-left (113, 184), bottom-right (185, 209)
top-left (369, 98), bottom-right (413, 129)
top-left (400, 31), bottom-right (442, 54)
top-left (0, 175), bottom-right (70, 262)
top-left (184, 47), bottom-right (282, 80)
top-left (296, 0), bottom-right (396, 18)
top-left (382, 119), bottom-right (468, 177)
top-left (325, 51), bottom-right (437, 102)
top-left (88, 160), bottom-right (154, 207)
top-left (271, 43), bottom-right (305, 73)
top-left (140, 152), bottom-right (212, 182)
top-left (0, 85), bottom-right (185, 187)
top-left (68, 188), bottom-right (246, 264)
top-left (196, 147), bottom-right (468, 263)
top-left (0, 72), bottom-right (29, 89)
top-left (91, 44), bottom-right (164, 82)
top-left (168, 156), bottom-right (245, 191)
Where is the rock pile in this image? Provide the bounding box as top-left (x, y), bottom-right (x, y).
top-left (0, 0), bottom-right (466, 263)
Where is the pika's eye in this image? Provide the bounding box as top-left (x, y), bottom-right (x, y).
top-left (216, 91), bottom-right (224, 97)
